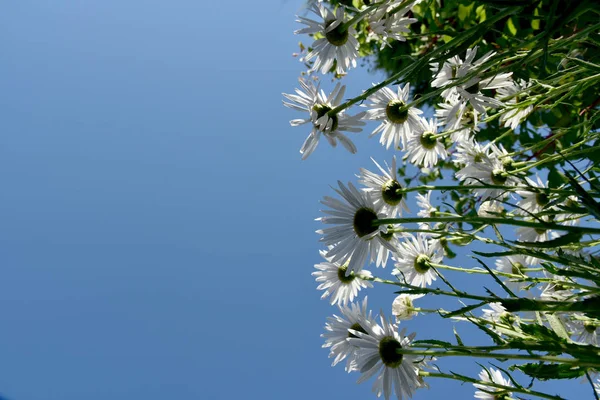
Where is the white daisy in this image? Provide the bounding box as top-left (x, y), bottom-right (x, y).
top-left (295, 3), bottom-right (359, 75)
top-left (404, 118), bottom-right (448, 168)
top-left (515, 216), bottom-right (559, 243)
top-left (392, 293), bottom-right (423, 321)
top-left (477, 200), bottom-right (504, 217)
top-left (540, 274), bottom-right (575, 301)
top-left (348, 312), bottom-right (425, 400)
top-left (322, 297), bottom-right (377, 370)
top-left (363, 83), bottom-right (425, 149)
top-left (313, 250), bottom-right (373, 306)
top-left (516, 175), bottom-right (551, 215)
top-left (434, 100), bottom-right (478, 143)
top-left (358, 156), bottom-right (409, 217)
top-left (497, 79), bottom-right (533, 130)
top-left (566, 314), bottom-right (599, 346)
top-left (473, 367), bottom-right (513, 400)
top-left (367, 1), bottom-right (417, 49)
top-left (448, 47), bottom-right (513, 113)
top-left (453, 136), bottom-right (494, 168)
top-left (283, 78), bottom-right (365, 159)
top-left (373, 227), bottom-right (403, 268)
top-left (318, 181), bottom-right (396, 275)
top-left (430, 55), bottom-right (463, 101)
top-left (456, 160), bottom-right (517, 200)
top-left (495, 255), bottom-right (529, 292)
top-left (416, 191), bottom-right (437, 218)
top-left (392, 234), bottom-right (443, 288)
top-left (555, 195), bottom-right (582, 226)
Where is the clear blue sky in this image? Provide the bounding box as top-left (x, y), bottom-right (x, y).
top-left (0, 1), bottom-right (590, 399)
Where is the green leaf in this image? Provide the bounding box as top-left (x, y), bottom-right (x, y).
top-left (506, 17), bottom-right (518, 36)
top-left (454, 327), bottom-right (465, 346)
top-left (458, 3), bottom-right (475, 22)
top-left (515, 363), bottom-right (588, 380)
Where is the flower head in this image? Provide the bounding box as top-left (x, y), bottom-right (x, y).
top-left (363, 83), bottom-right (425, 150)
top-left (367, 1), bottom-right (417, 49)
top-left (313, 250), bottom-right (373, 306)
top-left (318, 181), bottom-right (396, 275)
top-left (283, 78), bottom-right (365, 159)
top-left (322, 297), bottom-right (377, 370)
top-left (404, 118), bottom-right (448, 168)
top-left (473, 367), bottom-right (513, 400)
top-left (358, 156), bottom-right (409, 217)
top-left (392, 234), bottom-right (443, 288)
top-left (295, 4), bottom-right (359, 75)
top-left (348, 312), bottom-right (425, 400)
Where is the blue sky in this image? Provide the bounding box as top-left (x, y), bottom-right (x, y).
top-left (0, 1), bottom-right (591, 399)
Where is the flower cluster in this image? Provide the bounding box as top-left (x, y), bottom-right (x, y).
top-left (285, 1), bottom-right (600, 399)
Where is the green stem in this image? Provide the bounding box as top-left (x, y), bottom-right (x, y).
top-left (400, 348), bottom-right (599, 367)
top-left (375, 216), bottom-right (600, 235)
top-left (419, 371), bottom-right (565, 400)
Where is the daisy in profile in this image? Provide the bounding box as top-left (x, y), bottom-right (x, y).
top-left (516, 175), bottom-right (551, 215)
top-left (313, 250), bottom-right (373, 306)
top-left (495, 255), bottom-right (529, 292)
top-left (348, 312), bottom-right (425, 400)
top-left (455, 157), bottom-right (518, 200)
top-left (497, 79), bottom-right (533, 130)
top-left (295, 3), bottom-right (359, 75)
top-left (318, 181), bottom-right (396, 275)
top-left (392, 234), bottom-right (443, 288)
top-left (283, 78), bottom-right (365, 159)
top-left (477, 200), bottom-right (504, 217)
top-left (566, 314), bottom-right (599, 346)
top-left (363, 83), bottom-right (425, 150)
top-left (435, 100), bottom-right (478, 143)
top-left (443, 46), bottom-right (513, 113)
top-left (404, 118), bottom-right (448, 168)
top-left (392, 293), bottom-right (423, 321)
top-left (358, 156), bottom-right (409, 217)
top-left (515, 216), bottom-right (559, 243)
top-left (367, 1), bottom-right (417, 49)
top-left (473, 367), bottom-right (513, 399)
top-left (322, 297), bottom-right (377, 371)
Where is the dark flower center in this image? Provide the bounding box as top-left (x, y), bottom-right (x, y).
top-left (353, 207), bottom-right (379, 238)
top-left (511, 262), bottom-right (523, 275)
top-left (465, 81), bottom-right (480, 95)
top-left (337, 264), bottom-right (356, 284)
top-left (491, 169), bottom-right (508, 185)
top-left (325, 21), bottom-right (349, 46)
top-left (312, 103), bottom-right (338, 132)
top-left (381, 179), bottom-right (404, 206)
top-left (386, 100), bottom-right (409, 124)
top-left (534, 228), bottom-right (547, 235)
top-left (348, 322), bottom-right (368, 338)
top-left (414, 254), bottom-right (431, 274)
top-left (419, 131), bottom-right (437, 150)
top-left (584, 323), bottom-right (597, 334)
top-left (536, 192), bottom-right (549, 207)
top-left (379, 336), bottom-right (404, 368)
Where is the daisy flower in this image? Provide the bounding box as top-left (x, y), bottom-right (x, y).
top-left (516, 175), bottom-right (551, 215)
top-left (434, 100), bottom-right (478, 142)
top-left (448, 47), bottom-right (513, 113)
top-left (322, 297), bottom-right (377, 370)
top-left (566, 314), bottom-right (599, 346)
top-left (363, 83), bottom-right (425, 150)
top-left (373, 227), bottom-right (403, 268)
top-left (515, 216), bottom-right (559, 243)
top-left (477, 200), bottom-right (504, 217)
top-left (497, 79), bottom-right (533, 130)
top-left (495, 255), bottom-right (530, 292)
top-left (367, 1), bottom-right (417, 49)
top-left (540, 274), bottom-right (576, 301)
top-left (358, 156), bottom-right (409, 217)
top-left (392, 293), bottom-right (423, 321)
top-left (404, 118), bottom-right (448, 168)
top-left (473, 367), bottom-right (513, 400)
top-left (313, 250), bottom-right (373, 306)
top-left (392, 234), bottom-right (443, 288)
top-left (295, 3), bottom-right (359, 75)
top-left (453, 136), bottom-right (493, 167)
top-left (318, 181), bottom-right (396, 275)
top-left (455, 157), bottom-right (518, 200)
top-left (348, 312), bottom-right (425, 400)
top-left (283, 78), bottom-right (365, 159)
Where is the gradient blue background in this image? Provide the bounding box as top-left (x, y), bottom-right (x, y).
top-left (0, 1), bottom-right (590, 399)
